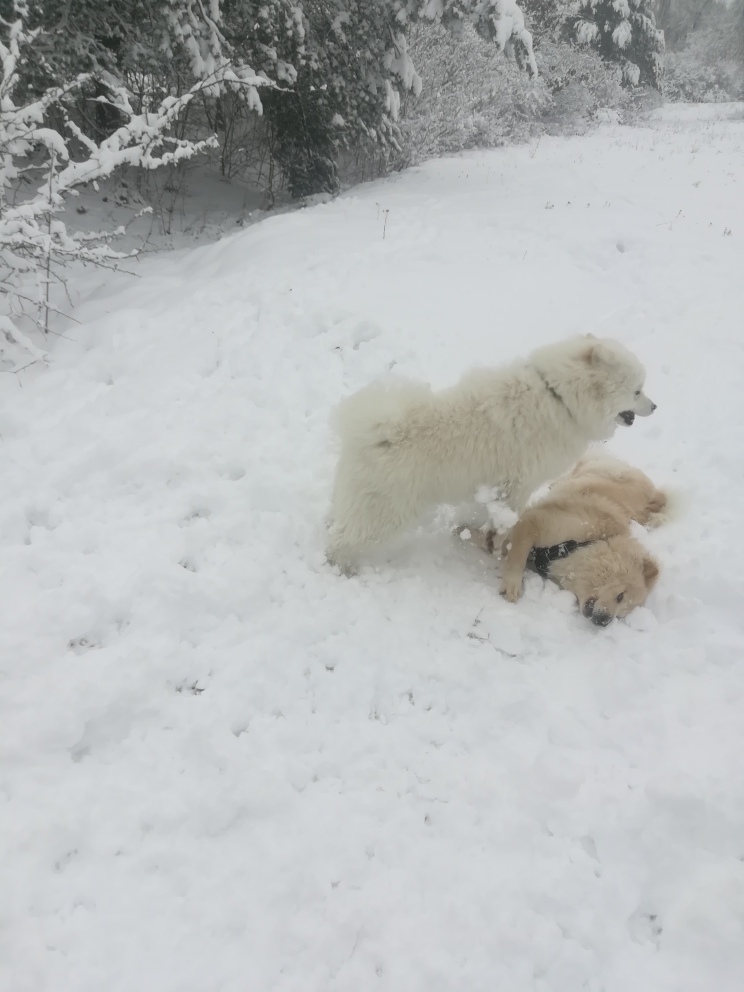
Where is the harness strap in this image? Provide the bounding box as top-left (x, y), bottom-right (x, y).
top-left (528, 540), bottom-right (594, 578)
top-left (535, 368), bottom-right (574, 421)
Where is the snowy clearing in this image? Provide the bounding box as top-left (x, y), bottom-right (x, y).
top-left (2, 105), bottom-right (744, 992)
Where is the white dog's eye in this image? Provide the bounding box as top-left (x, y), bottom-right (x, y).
top-left (634, 390), bottom-right (641, 396)
top-left (616, 592), bottom-right (625, 603)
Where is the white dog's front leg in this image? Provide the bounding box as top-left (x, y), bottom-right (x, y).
top-left (454, 501), bottom-right (491, 532)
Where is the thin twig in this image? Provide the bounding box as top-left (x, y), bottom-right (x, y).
top-left (44, 150), bottom-right (56, 334)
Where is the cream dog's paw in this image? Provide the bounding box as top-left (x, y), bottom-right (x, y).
top-left (500, 573), bottom-right (524, 603)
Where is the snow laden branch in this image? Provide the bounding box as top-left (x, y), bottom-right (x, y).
top-left (471, 0), bottom-right (538, 78)
top-left (567, 0), bottom-right (664, 88)
top-left (0, 3), bottom-right (267, 365)
top-left (163, 0), bottom-right (266, 105)
top-left (412, 0), bottom-right (538, 80)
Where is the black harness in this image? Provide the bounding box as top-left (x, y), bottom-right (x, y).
top-left (535, 369), bottom-right (574, 420)
top-left (527, 540), bottom-right (594, 578)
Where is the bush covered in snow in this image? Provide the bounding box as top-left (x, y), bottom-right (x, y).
top-left (0, 0), bottom-right (264, 363)
top-left (660, 0), bottom-right (744, 103)
top-left (204, 0), bottom-right (541, 197)
top-left (393, 21), bottom-right (628, 167)
top-left (396, 23), bottom-right (548, 164)
top-left (0, 0), bottom-right (544, 218)
top-left (665, 40), bottom-right (744, 102)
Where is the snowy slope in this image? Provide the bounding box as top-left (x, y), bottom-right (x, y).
top-left (2, 105), bottom-right (744, 992)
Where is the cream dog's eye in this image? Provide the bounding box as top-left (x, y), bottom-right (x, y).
top-left (616, 592), bottom-right (625, 603)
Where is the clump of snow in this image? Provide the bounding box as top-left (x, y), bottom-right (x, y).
top-left (612, 21), bottom-right (632, 50)
top-left (575, 19), bottom-right (600, 45)
top-left (475, 485), bottom-right (519, 533)
top-left (385, 31), bottom-right (423, 102)
top-left (476, 0), bottom-right (538, 77)
top-left (623, 60), bottom-right (641, 86)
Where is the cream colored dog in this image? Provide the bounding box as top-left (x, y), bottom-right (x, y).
top-left (465, 456), bottom-right (666, 627)
top-left (327, 335), bottom-right (656, 567)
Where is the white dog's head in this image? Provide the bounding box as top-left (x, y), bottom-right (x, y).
top-left (531, 335), bottom-right (656, 439)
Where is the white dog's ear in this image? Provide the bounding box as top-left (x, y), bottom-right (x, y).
top-left (642, 556), bottom-right (660, 590)
top-left (582, 340), bottom-right (611, 366)
top-left (582, 343), bottom-right (600, 364)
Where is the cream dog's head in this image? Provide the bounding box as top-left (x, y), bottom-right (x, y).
top-left (551, 536), bottom-right (660, 627)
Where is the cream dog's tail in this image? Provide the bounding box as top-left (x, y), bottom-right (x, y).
top-left (646, 485), bottom-right (686, 528)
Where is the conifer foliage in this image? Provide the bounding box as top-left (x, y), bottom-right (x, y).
top-left (0, 0), bottom-right (264, 358)
top-left (229, 0), bottom-right (538, 196)
top-left (2, 1), bottom-right (539, 201)
top-left (567, 0), bottom-right (665, 89)
top-left (0, 0), bottom-right (543, 353)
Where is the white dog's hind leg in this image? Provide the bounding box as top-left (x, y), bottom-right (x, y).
top-left (326, 491), bottom-right (425, 567)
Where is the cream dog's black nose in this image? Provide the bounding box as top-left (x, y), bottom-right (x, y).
top-left (591, 612), bottom-right (613, 627)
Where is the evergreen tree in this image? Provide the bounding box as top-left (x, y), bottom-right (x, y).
top-left (2, 0), bottom-right (539, 197)
top-left (567, 0), bottom-right (665, 88)
top-left (224, 0), bottom-right (539, 195)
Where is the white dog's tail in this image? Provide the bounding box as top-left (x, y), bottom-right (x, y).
top-left (332, 379), bottom-right (432, 447)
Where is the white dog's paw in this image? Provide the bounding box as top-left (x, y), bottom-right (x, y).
top-left (326, 557), bottom-right (358, 577)
top-left (324, 542), bottom-right (359, 576)
top-left (500, 574), bottom-right (524, 603)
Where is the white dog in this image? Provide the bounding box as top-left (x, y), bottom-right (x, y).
top-left (326, 335), bottom-right (656, 566)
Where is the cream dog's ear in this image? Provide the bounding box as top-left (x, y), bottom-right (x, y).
top-left (642, 556), bottom-right (660, 590)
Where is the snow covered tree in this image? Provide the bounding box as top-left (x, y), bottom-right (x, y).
top-left (519, 0), bottom-right (573, 39)
top-left (229, 0), bottom-right (421, 196)
top-left (221, 0), bottom-right (538, 196)
top-left (567, 0), bottom-right (665, 88)
top-left (0, 1), bottom-right (265, 362)
top-left (2, 0), bottom-right (266, 106)
top-left (3, 0), bottom-right (542, 205)
top-left (736, 0), bottom-right (744, 63)
top-left (1, 0), bottom-right (539, 198)
top-left (660, 0), bottom-right (744, 101)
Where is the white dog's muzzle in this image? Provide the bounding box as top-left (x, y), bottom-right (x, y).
top-left (616, 393), bottom-right (657, 426)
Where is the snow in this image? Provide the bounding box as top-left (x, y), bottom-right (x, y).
top-left (612, 21), bottom-right (632, 49)
top-left (2, 105), bottom-right (744, 991)
top-left (650, 101), bottom-right (744, 123)
top-left (576, 19), bottom-right (600, 45)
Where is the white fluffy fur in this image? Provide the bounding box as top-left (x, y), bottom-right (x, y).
top-left (326, 335), bottom-right (655, 565)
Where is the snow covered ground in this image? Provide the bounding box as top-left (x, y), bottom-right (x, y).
top-left (2, 104), bottom-right (744, 992)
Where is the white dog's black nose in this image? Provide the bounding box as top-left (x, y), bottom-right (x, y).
top-left (651, 402), bottom-right (657, 412)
